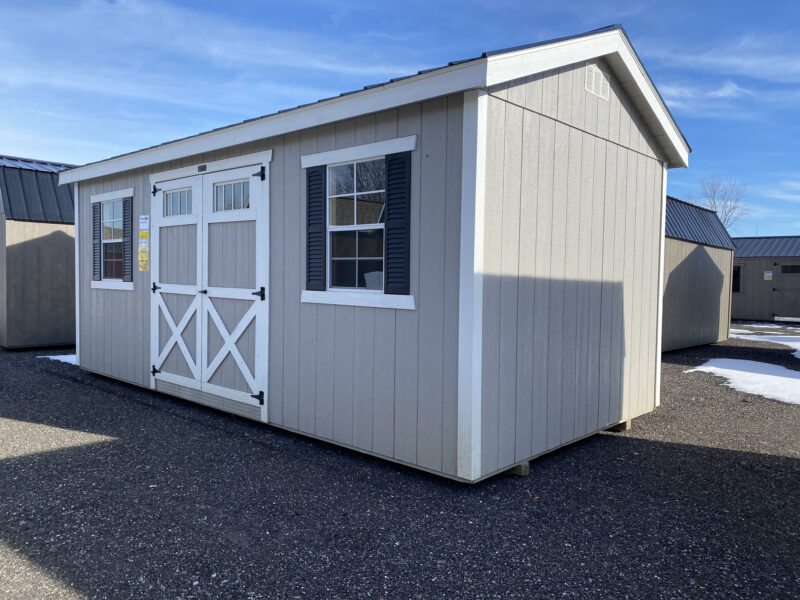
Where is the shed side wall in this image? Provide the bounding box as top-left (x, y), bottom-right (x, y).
top-left (3, 220), bottom-right (75, 347)
top-left (78, 96), bottom-right (463, 476)
top-left (661, 237), bottom-right (732, 352)
top-left (731, 257), bottom-right (800, 320)
top-left (0, 216), bottom-right (6, 347)
top-left (480, 60), bottom-right (664, 477)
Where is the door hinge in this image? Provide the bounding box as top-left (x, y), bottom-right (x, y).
top-left (152, 184), bottom-right (160, 197)
top-left (151, 282), bottom-right (161, 294)
top-left (251, 390), bottom-right (264, 405)
top-left (773, 288), bottom-right (780, 292)
top-left (199, 289), bottom-right (208, 294)
top-left (252, 165), bottom-right (265, 181)
top-left (251, 286), bottom-right (265, 301)
top-left (151, 365), bottom-right (161, 377)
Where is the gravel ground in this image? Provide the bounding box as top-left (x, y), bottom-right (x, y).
top-left (0, 328), bottom-right (798, 600)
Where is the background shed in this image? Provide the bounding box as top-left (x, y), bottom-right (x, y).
top-left (0, 155), bottom-right (75, 348)
top-left (731, 236), bottom-right (800, 321)
top-left (661, 196), bottom-right (734, 351)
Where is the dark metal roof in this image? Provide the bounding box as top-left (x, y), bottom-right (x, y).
top-left (62, 25), bottom-right (689, 177)
top-left (0, 155), bottom-right (75, 224)
top-left (665, 196), bottom-right (734, 250)
top-left (732, 236), bottom-right (800, 258)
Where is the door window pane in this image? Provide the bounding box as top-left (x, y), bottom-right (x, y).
top-left (213, 181), bottom-right (249, 212)
top-left (165, 189), bottom-right (192, 216)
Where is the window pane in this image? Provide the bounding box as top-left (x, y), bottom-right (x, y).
top-left (180, 190), bottom-right (188, 213)
top-left (331, 231), bottom-right (356, 258)
top-left (103, 242), bottom-right (123, 279)
top-left (102, 200), bottom-right (117, 222)
top-left (356, 159), bottom-right (385, 192)
top-left (224, 184), bottom-right (233, 210)
top-left (242, 181), bottom-right (250, 209)
top-left (356, 192), bottom-right (385, 224)
top-left (215, 185), bottom-right (223, 211)
top-left (357, 229), bottom-right (383, 258)
top-left (329, 196), bottom-right (354, 226)
top-left (329, 164), bottom-right (354, 195)
top-left (358, 260), bottom-right (383, 289)
top-left (113, 199), bottom-right (122, 220)
top-left (331, 260), bottom-right (356, 288)
top-left (233, 182), bottom-right (242, 209)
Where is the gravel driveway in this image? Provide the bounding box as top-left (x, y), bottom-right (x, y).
top-left (0, 330), bottom-right (798, 599)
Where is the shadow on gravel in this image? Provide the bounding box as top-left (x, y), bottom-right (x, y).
top-left (1, 354), bottom-right (798, 598)
top-left (662, 338), bottom-right (800, 371)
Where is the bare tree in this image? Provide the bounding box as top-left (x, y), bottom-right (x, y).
top-left (687, 177), bottom-right (751, 231)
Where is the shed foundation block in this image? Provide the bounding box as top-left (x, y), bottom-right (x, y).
top-left (608, 420), bottom-right (632, 432)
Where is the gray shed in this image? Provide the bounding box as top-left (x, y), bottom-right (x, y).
top-left (0, 155), bottom-right (75, 348)
top-left (60, 25), bottom-right (690, 482)
top-left (661, 197), bottom-right (734, 351)
top-left (731, 236), bottom-right (800, 322)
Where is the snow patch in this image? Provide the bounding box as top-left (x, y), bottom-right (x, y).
top-left (38, 354), bottom-right (77, 365)
top-left (686, 359), bottom-right (800, 405)
top-left (729, 333), bottom-right (800, 359)
top-left (728, 328), bottom-right (752, 335)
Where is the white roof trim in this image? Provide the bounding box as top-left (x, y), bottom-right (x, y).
top-left (60, 28), bottom-right (687, 185)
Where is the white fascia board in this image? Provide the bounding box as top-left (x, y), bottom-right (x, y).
top-left (485, 29), bottom-right (689, 169)
top-left (301, 135), bottom-right (417, 168)
top-left (59, 62), bottom-right (487, 185)
top-left (90, 188), bottom-right (134, 203)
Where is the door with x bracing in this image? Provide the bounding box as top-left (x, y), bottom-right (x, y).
top-left (150, 164), bottom-right (269, 418)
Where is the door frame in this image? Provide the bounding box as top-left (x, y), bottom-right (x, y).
top-left (149, 151), bottom-right (273, 421)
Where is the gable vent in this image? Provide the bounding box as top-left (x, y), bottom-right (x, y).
top-left (585, 63), bottom-right (609, 101)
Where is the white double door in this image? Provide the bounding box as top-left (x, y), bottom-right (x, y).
top-left (150, 165), bottom-right (268, 417)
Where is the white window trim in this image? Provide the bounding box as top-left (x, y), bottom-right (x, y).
top-left (301, 136), bottom-right (416, 169)
top-left (301, 289), bottom-right (414, 310)
top-left (91, 280), bottom-right (134, 291)
top-left (89, 189), bottom-right (134, 291)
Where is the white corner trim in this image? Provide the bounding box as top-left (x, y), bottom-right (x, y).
top-left (90, 188), bottom-right (134, 203)
top-left (150, 150), bottom-right (273, 185)
top-left (301, 136), bottom-right (417, 168)
top-left (301, 290), bottom-right (415, 310)
top-left (456, 89), bottom-right (487, 481)
top-left (91, 280), bottom-right (135, 291)
top-left (654, 162), bottom-right (668, 408)
top-left (73, 182), bottom-right (80, 366)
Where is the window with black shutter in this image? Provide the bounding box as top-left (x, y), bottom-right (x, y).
top-left (92, 192), bottom-right (134, 285)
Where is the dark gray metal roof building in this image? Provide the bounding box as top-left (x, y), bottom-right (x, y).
top-left (732, 236), bottom-right (800, 258)
top-left (665, 196), bottom-right (734, 250)
top-left (0, 155), bottom-right (75, 223)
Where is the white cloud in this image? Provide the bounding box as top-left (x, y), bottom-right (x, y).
top-left (708, 81), bottom-right (752, 98)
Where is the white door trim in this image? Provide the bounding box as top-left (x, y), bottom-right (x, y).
top-left (149, 151), bottom-right (273, 186)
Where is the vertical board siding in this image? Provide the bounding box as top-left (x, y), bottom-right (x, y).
top-left (729, 257), bottom-right (798, 321)
top-left (662, 238), bottom-right (733, 351)
top-left (482, 62), bottom-right (663, 477)
top-left (78, 97), bottom-right (463, 476)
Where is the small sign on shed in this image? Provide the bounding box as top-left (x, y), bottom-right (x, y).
top-left (764, 270), bottom-right (773, 281)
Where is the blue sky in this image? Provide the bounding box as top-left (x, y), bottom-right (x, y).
top-left (1, 0), bottom-right (799, 235)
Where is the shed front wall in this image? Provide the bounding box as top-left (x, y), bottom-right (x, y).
top-left (480, 59), bottom-right (665, 477)
top-left (77, 95), bottom-right (464, 476)
top-left (732, 257), bottom-right (800, 321)
top-left (662, 238), bottom-right (732, 352)
top-left (1, 219), bottom-right (75, 347)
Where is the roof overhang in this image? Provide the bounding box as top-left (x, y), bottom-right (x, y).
top-left (60, 27), bottom-right (688, 185)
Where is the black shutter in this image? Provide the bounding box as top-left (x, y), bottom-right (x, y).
top-left (306, 165), bottom-right (327, 291)
top-left (122, 197), bottom-right (133, 282)
top-left (384, 152), bottom-right (411, 295)
top-left (92, 203), bottom-right (101, 281)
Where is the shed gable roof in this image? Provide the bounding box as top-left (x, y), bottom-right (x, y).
top-left (0, 155), bottom-right (75, 224)
top-left (733, 236), bottom-right (800, 258)
top-left (665, 196), bottom-right (734, 250)
top-left (60, 25), bottom-right (689, 185)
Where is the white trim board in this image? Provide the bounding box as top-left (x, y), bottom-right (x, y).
top-left (150, 151), bottom-right (273, 185)
top-left (60, 28), bottom-right (688, 186)
top-left (301, 290), bottom-right (415, 310)
top-left (300, 136), bottom-right (417, 168)
top-left (456, 89), bottom-right (488, 481)
top-left (654, 162), bottom-right (668, 407)
top-left (91, 280), bottom-right (134, 291)
top-left (73, 181), bottom-right (80, 365)
top-left (90, 188), bottom-right (134, 203)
